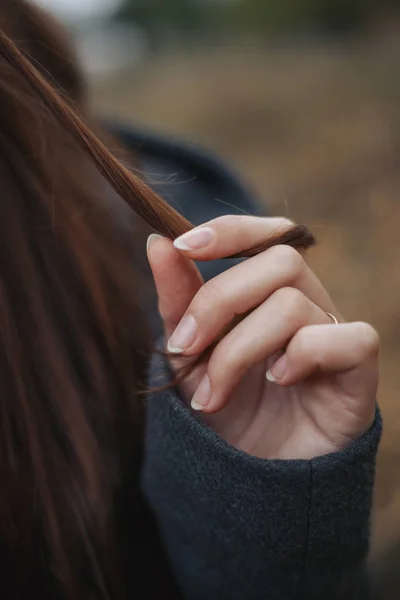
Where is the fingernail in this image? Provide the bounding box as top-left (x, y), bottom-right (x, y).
top-left (191, 375), bottom-right (212, 411)
top-left (167, 315), bottom-right (197, 354)
top-left (266, 354), bottom-right (287, 382)
top-left (147, 233), bottom-right (162, 252)
top-left (174, 227), bottom-right (215, 251)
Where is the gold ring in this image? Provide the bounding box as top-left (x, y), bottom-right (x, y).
top-left (326, 312), bottom-right (338, 325)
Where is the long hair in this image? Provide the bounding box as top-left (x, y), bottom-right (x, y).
top-left (0, 2), bottom-right (315, 598)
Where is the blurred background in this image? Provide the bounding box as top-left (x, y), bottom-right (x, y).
top-left (36, 0), bottom-right (400, 590)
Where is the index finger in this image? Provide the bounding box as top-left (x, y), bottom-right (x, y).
top-left (173, 215), bottom-right (299, 261)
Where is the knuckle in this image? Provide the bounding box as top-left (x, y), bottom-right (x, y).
top-left (273, 286), bottom-right (309, 322)
top-left (271, 244), bottom-right (305, 278)
top-left (353, 322), bottom-right (380, 357)
top-left (194, 278), bottom-right (225, 312)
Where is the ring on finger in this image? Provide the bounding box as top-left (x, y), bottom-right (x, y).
top-left (326, 312), bottom-right (338, 325)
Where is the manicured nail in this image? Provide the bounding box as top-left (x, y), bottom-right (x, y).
top-left (191, 375), bottom-right (212, 411)
top-left (147, 233), bottom-right (162, 252)
top-left (266, 354), bottom-right (287, 382)
top-left (174, 227), bottom-right (215, 251)
top-left (167, 315), bottom-right (197, 354)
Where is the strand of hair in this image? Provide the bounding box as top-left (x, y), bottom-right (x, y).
top-left (0, 31), bottom-right (316, 258)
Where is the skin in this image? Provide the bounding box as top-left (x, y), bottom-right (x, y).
top-left (147, 215), bottom-right (379, 460)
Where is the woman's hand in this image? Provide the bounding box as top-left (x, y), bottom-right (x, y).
top-left (147, 216), bottom-right (379, 460)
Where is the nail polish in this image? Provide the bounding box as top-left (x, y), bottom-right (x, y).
top-left (174, 227), bottom-right (215, 251)
top-left (266, 354), bottom-right (287, 382)
top-left (146, 233), bottom-right (162, 252)
top-left (167, 315), bottom-right (197, 354)
top-left (191, 375), bottom-right (212, 411)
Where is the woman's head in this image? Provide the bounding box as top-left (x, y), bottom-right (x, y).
top-left (0, 2), bottom-right (315, 598)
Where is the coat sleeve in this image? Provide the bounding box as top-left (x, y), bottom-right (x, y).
top-left (142, 353), bottom-right (381, 600)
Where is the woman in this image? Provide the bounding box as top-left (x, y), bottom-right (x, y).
top-left (0, 2), bottom-right (380, 599)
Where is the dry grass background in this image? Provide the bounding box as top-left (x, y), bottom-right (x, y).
top-left (91, 41), bottom-right (400, 560)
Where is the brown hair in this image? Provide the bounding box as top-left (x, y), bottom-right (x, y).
top-left (0, 3), bottom-right (314, 599)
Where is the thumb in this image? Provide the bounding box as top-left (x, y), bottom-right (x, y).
top-left (267, 322), bottom-right (378, 438)
top-left (146, 234), bottom-right (203, 340)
